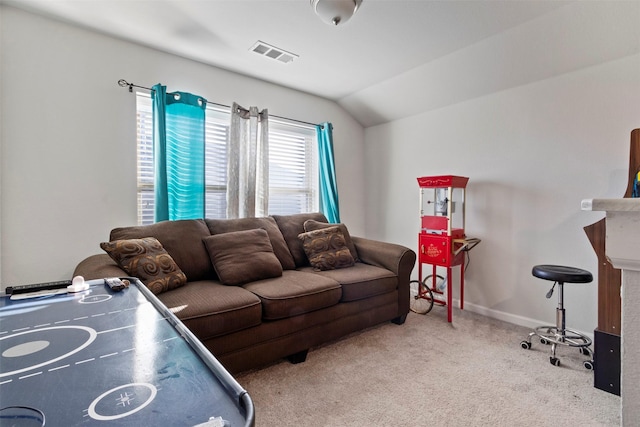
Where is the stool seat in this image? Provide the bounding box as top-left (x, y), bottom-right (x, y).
top-left (532, 264), bottom-right (593, 283)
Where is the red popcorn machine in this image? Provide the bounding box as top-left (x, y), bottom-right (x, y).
top-left (413, 175), bottom-right (480, 322)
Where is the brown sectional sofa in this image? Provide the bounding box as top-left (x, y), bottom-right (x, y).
top-left (74, 212), bottom-right (416, 374)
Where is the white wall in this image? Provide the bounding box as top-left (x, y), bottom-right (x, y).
top-left (0, 6), bottom-right (365, 288)
top-left (365, 52), bottom-right (640, 333)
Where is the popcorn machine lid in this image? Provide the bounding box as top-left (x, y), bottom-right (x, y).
top-left (417, 175), bottom-right (469, 188)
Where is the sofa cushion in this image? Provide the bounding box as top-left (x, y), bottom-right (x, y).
top-left (205, 217), bottom-right (295, 270)
top-left (298, 226), bottom-right (355, 271)
top-left (242, 270), bottom-right (342, 320)
top-left (157, 280), bottom-right (262, 339)
top-left (299, 263), bottom-right (397, 302)
top-left (100, 237), bottom-right (187, 295)
top-left (273, 212), bottom-right (328, 267)
top-left (110, 219), bottom-right (213, 281)
top-left (203, 229), bottom-right (283, 286)
top-left (304, 219), bottom-right (360, 262)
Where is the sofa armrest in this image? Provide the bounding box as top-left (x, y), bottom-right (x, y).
top-left (351, 236), bottom-right (416, 319)
top-left (352, 237), bottom-right (416, 276)
top-left (73, 254), bottom-right (128, 280)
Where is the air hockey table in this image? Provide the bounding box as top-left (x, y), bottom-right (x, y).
top-left (0, 278), bottom-right (254, 427)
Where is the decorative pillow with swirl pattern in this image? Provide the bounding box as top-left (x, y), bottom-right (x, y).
top-left (100, 237), bottom-right (187, 294)
top-left (298, 226), bottom-right (355, 271)
top-left (303, 219), bottom-right (360, 262)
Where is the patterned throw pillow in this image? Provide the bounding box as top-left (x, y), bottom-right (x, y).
top-left (298, 226), bottom-right (355, 271)
top-left (100, 237), bottom-right (187, 295)
top-left (303, 219), bottom-right (360, 262)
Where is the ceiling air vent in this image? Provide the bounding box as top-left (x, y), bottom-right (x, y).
top-left (250, 41), bottom-right (298, 64)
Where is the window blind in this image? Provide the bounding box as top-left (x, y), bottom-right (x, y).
top-left (136, 93), bottom-right (318, 224)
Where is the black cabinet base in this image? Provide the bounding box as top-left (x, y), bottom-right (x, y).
top-left (594, 329), bottom-right (620, 396)
top-left (287, 349), bottom-right (309, 364)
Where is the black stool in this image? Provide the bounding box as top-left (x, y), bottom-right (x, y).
top-left (520, 264), bottom-right (594, 369)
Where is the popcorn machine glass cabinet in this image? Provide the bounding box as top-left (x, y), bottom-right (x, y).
top-left (419, 181), bottom-right (467, 238)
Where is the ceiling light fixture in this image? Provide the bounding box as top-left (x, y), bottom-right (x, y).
top-left (310, 0), bottom-right (363, 26)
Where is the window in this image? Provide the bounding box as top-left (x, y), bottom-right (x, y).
top-left (136, 93), bottom-right (318, 225)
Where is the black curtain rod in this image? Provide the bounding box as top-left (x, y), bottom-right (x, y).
top-left (117, 79), bottom-right (322, 128)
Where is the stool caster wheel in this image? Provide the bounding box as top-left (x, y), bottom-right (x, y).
top-left (583, 360), bottom-right (594, 370)
top-left (550, 357), bottom-right (560, 367)
top-left (520, 341), bottom-right (531, 350)
top-left (540, 337), bottom-right (551, 345)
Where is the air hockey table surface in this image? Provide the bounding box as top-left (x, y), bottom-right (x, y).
top-left (0, 278), bottom-right (254, 427)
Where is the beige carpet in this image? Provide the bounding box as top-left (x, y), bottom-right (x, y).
top-left (236, 307), bottom-right (620, 426)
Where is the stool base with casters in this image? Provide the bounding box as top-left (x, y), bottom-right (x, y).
top-left (520, 265), bottom-right (594, 370)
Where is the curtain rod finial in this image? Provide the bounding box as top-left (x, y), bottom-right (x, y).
top-left (118, 79), bottom-right (133, 92)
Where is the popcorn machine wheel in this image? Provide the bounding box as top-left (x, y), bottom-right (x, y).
top-left (412, 175), bottom-right (480, 322)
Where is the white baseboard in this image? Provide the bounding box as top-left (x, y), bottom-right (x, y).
top-left (459, 300), bottom-right (595, 341)
top-left (408, 288), bottom-right (595, 340)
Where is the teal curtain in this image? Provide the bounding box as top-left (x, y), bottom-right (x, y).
top-left (317, 122), bottom-right (340, 223)
top-left (152, 84), bottom-right (207, 222)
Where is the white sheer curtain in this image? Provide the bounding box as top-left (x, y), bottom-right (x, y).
top-left (227, 102), bottom-right (269, 218)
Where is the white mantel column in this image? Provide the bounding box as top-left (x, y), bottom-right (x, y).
top-left (582, 198), bottom-right (640, 425)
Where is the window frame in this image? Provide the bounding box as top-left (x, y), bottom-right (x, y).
top-left (136, 92), bottom-right (319, 224)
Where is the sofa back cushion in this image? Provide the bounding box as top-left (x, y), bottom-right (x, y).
top-left (273, 212), bottom-right (328, 267)
top-left (109, 219), bottom-right (213, 281)
top-left (205, 217), bottom-right (296, 270)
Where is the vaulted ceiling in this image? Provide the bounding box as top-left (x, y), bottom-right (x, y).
top-left (4, 1), bottom-right (637, 127)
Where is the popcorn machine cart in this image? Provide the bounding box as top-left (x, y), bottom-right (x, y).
top-left (413, 175), bottom-right (480, 322)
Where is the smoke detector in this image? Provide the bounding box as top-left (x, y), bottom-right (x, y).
top-left (250, 41), bottom-right (298, 64)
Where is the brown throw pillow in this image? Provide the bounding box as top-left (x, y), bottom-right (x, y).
top-left (272, 213), bottom-right (329, 267)
top-left (100, 237), bottom-right (187, 295)
top-left (303, 219), bottom-right (359, 262)
top-left (205, 217), bottom-right (296, 270)
top-left (298, 226), bottom-right (355, 271)
top-left (109, 219), bottom-right (212, 281)
top-left (203, 228), bottom-right (283, 286)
